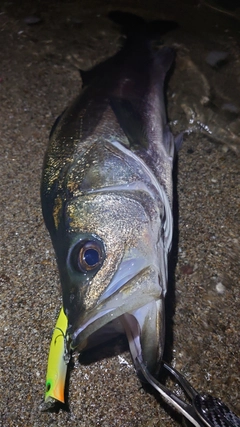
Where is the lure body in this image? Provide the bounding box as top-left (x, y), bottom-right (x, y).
top-left (44, 307), bottom-right (68, 406)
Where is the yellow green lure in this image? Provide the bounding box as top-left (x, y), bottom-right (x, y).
top-left (43, 307), bottom-right (70, 409)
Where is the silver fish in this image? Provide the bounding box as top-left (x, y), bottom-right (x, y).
top-left (41, 36), bottom-right (181, 374)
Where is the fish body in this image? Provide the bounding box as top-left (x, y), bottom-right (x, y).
top-left (41, 37), bottom-right (178, 374)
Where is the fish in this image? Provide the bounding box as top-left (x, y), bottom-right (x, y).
top-left (41, 26), bottom-right (181, 376)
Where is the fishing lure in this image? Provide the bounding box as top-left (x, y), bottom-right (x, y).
top-left (43, 307), bottom-right (70, 409)
top-left (41, 308), bottom-right (240, 427)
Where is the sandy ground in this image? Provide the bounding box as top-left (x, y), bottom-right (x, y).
top-left (1, 1), bottom-right (240, 426)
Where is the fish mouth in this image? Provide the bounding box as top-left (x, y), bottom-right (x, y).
top-left (67, 256), bottom-right (165, 374)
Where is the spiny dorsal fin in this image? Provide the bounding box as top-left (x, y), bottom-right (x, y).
top-left (110, 97), bottom-right (148, 149)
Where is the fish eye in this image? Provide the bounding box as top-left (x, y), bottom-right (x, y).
top-left (75, 240), bottom-right (104, 273)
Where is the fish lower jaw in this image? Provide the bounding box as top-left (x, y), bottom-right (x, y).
top-left (70, 298), bottom-right (163, 375)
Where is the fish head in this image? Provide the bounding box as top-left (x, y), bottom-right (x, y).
top-left (51, 185), bottom-right (168, 374)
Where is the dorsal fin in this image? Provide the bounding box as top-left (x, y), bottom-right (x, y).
top-left (108, 11), bottom-right (178, 39)
top-left (79, 12), bottom-right (178, 89)
top-left (110, 97), bottom-right (148, 149)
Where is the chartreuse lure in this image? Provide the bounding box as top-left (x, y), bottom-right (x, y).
top-left (44, 307), bottom-right (69, 408)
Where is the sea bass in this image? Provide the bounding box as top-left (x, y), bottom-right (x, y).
top-left (41, 35), bottom-right (180, 375)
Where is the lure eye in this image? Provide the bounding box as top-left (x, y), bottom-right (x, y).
top-left (76, 240), bottom-right (104, 273)
top-left (46, 382), bottom-right (51, 393)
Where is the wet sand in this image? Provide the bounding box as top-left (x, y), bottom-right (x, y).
top-left (1, 1), bottom-right (239, 426)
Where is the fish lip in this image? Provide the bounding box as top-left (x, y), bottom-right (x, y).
top-left (68, 306), bottom-right (115, 348)
top-left (68, 303), bottom-right (145, 352)
top-left (68, 267), bottom-right (161, 352)
top-left (68, 295), bottom-right (163, 375)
